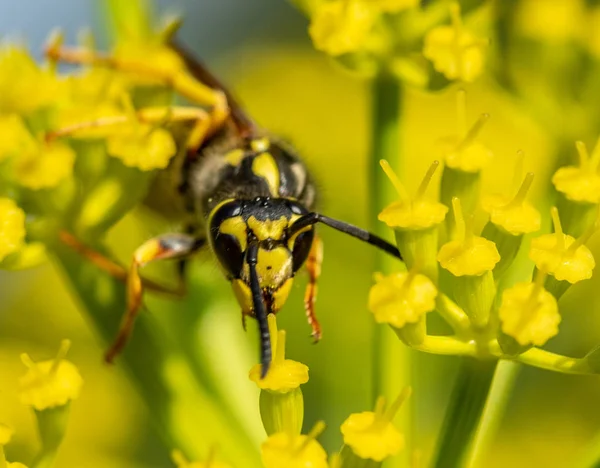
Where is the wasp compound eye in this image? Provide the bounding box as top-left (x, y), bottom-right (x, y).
top-left (209, 201), bottom-right (247, 278)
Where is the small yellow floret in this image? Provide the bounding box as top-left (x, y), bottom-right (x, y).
top-left (499, 281), bottom-right (560, 346)
top-left (309, 0), bottom-right (375, 56)
top-left (438, 198), bottom-right (500, 276)
top-left (552, 140), bottom-right (600, 203)
top-left (0, 45), bottom-right (60, 114)
top-left (378, 159), bottom-right (448, 229)
top-left (14, 141), bottom-right (75, 190)
top-left (19, 340), bottom-right (83, 410)
top-left (341, 389), bottom-right (410, 462)
top-left (368, 271), bottom-right (437, 328)
top-left (261, 423), bottom-right (328, 468)
top-left (482, 173), bottom-right (541, 235)
top-left (423, 3), bottom-right (486, 82)
top-left (0, 198), bottom-right (26, 262)
top-left (249, 315), bottom-right (309, 393)
top-left (107, 125), bottom-right (176, 170)
top-left (529, 208), bottom-right (595, 283)
top-left (0, 423), bottom-right (13, 445)
top-left (530, 234), bottom-right (594, 283)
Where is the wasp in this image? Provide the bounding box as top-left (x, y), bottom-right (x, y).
top-left (47, 38), bottom-right (402, 376)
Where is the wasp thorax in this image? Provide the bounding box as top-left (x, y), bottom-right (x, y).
top-left (208, 197), bottom-right (315, 315)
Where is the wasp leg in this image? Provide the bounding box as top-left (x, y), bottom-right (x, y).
top-left (304, 235), bottom-right (323, 343)
top-left (105, 234), bottom-right (205, 363)
top-left (59, 230), bottom-right (183, 296)
top-left (45, 41), bottom-right (229, 139)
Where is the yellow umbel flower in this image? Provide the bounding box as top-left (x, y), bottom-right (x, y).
top-left (529, 207), bottom-right (595, 284)
top-left (14, 140), bottom-right (76, 190)
top-left (261, 421), bottom-right (328, 468)
top-left (0, 198), bottom-right (26, 262)
top-left (249, 315), bottom-right (309, 393)
top-left (171, 449), bottom-right (232, 468)
top-left (308, 0), bottom-right (376, 56)
top-left (19, 340), bottom-right (83, 410)
top-left (553, 139), bottom-right (600, 204)
top-left (0, 45), bottom-right (60, 114)
top-left (341, 387), bottom-right (410, 462)
top-left (482, 172), bottom-right (541, 236)
top-left (368, 270), bottom-right (437, 328)
top-left (423, 2), bottom-right (486, 82)
top-left (499, 273), bottom-right (560, 347)
top-left (438, 198), bottom-right (500, 277)
top-left (107, 123), bottom-right (176, 171)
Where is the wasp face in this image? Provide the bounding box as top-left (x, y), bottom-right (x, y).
top-left (208, 197), bottom-right (315, 316)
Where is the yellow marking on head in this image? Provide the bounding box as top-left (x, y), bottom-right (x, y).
top-left (251, 137), bottom-right (271, 152)
top-left (225, 148), bottom-right (246, 167)
top-left (207, 198), bottom-right (236, 228)
top-left (232, 279), bottom-right (253, 314)
top-left (287, 225), bottom-right (312, 250)
top-left (218, 216), bottom-right (248, 251)
top-left (256, 247), bottom-right (293, 288)
top-left (272, 278), bottom-right (294, 311)
top-left (247, 215), bottom-right (288, 241)
top-left (252, 152), bottom-right (280, 196)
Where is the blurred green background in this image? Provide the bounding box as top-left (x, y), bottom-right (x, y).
top-left (2, 1), bottom-right (600, 467)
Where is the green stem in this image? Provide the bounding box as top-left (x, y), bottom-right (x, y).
top-left (432, 358), bottom-right (497, 468)
top-left (369, 74), bottom-right (409, 467)
top-left (464, 361), bottom-right (521, 468)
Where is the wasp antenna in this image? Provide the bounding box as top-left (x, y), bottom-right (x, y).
top-left (289, 213), bottom-right (402, 260)
top-left (246, 243), bottom-right (272, 378)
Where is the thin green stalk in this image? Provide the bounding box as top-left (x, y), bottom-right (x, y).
top-left (369, 73), bottom-right (409, 467)
top-left (432, 358), bottom-right (497, 468)
top-left (465, 361), bottom-right (521, 468)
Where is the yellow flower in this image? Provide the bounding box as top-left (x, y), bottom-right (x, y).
top-left (114, 42), bottom-right (186, 86)
top-left (249, 315), bottom-right (309, 393)
top-left (529, 208), bottom-right (595, 284)
top-left (482, 172), bottom-right (541, 236)
top-left (261, 422), bottom-right (328, 468)
top-left (552, 139), bottom-right (600, 204)
top-left (517, 0), bottom-right (585, 43)
top-left (0, 198), bottom-right (26, 262)
top-left (438, 198), bottom-right (500, 276)
top-left (378, 160), bottom-right (448, 229)
top-left (14, 140), bottom-right (75, 190)
top-left (423, 2), bottom-right (486, 82)
top-left (0, 115), bottom-right (35, 162)
top-left (0, 45), bottom-right (61, 114)
top-left (19, 340), bottom-right (83, 410)
top-left (341, 388), bottom-right (410, 462)
top-left (368, 271), bottom-right (437, 328)
top-left (499, 275), bottom-right (560, 346)
top-left (107, 123), bottom-right (176, 170)
top-left (309, 0), bottom-right (376, 56)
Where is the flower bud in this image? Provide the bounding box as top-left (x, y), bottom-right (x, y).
top-left (261, 421), bottom-right (328, 468)
top-left (423, 3), bottom-right (487, 83)
top-left (249, 315), bottom-right (308, 436)
top-left (552, 139), bottom-right (600, 237)
top-left (481, 171), bottom-right (541, 279)
top-left (529, 207), bottom-right (595, 298)
top-left (340, 387), bottom-right (410, 463)
top-left (378, 159), bottom-right (447, 283)
top-left (439, 91), bottom-right (492, 239)
top-left (438, 198), bottom-right (499, 328)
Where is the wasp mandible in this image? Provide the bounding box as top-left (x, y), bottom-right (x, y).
top-left (47, 37), bottom-right (402, 377)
